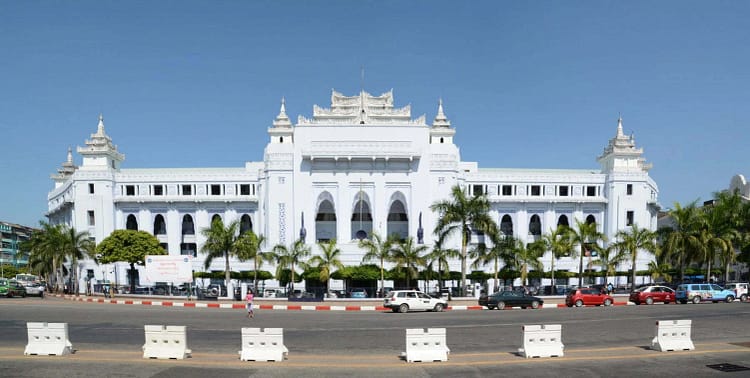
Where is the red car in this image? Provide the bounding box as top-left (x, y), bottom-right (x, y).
top-left (629, 285), bottom-right (675, 305)
top-left (565, 287), bottom-right (614, 307)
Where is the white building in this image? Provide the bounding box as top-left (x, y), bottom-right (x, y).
top-left (47, 89), bottom-right (659, 291)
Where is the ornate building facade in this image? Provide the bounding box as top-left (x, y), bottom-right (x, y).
top-left (47, 89), bottom-right (660, 290)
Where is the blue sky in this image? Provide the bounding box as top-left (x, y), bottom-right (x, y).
top-left (1, 1), bottom-right (748, 227)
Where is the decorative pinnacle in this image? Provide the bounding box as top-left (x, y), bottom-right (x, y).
top-left (67, 147), bottom-right (73, 163)
top-left (97, 113), bottom-right (105, 134)
top-left (616, 114), bottom-right (624, 137)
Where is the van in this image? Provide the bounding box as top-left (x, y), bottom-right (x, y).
top-left (675, 283), bottom-right (736, 304)
top-left (723, 283), bottom-right (748, 302)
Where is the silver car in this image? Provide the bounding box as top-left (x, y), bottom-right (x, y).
top-left (24, 283), bottom-right (45, 297)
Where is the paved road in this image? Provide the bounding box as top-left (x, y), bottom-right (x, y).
top-left (1, 297), bottom-right (749, 377)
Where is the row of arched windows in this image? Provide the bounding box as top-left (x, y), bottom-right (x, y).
top-left (499, 214), bottom-right (595, 236)
top-left (314, 196), bottom-right (408, 242)
top-left (124, 213), bottom-right (254, 235)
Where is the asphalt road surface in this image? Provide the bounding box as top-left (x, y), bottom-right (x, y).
top-left (1, 297), bottom-right (749, 377)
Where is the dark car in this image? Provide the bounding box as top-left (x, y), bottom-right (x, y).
top-left (478, 290), bottom-right (544, 310)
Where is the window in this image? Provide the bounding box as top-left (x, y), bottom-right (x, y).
top-left (88, 210), bottom-right (95, 226)
top-left (240, 184), bottom-right (251, 195)
top-left (626, 211), bottom-right (634, 226)
top-left (530, 185), bottom-right (541, 196)
top-left (211, 184), bottom-right (221, 195)
top-left (153, 185), bottom-right (164, 196)
top-left (472, 184), bottom-right (483, 196)
top-left (559, 186), bottom-right (569, 196)
top-left (626, 184), bottom-right (633, 195)
top-left (586, 186), bottom-right (597, 197)
top-left (502, 185), bottom-right (513, 196)
top-left (88, 183), bottom-right (95, 194)
top-left (182, 184), bottom-right (192, 195)
top-left (125, 185), bottom-right (135, 196)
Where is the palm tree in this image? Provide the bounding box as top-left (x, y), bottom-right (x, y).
top-left (200, 217), bottom-right (240, 290)
top-left (233, 230), bottom-right (271, 290)
top-left (310, 239), bottom-right (344, 294)
top-left (613, 224), bottom-right (657, 288)
top-left (661, 201), bottom-right (703, 282)
top-left (391, 237), bottom-right (428, 289)
top-left (471, 230), bottom-right (513, 291)
top-left (569, 219), bottom-right (606, 287)
top-left (60, 225), bottom-right (95, 295)
top-left (359, 232), bottom-right (397, 296)
top-left (592, 243), bottom-right (626, 286)
top-left (272, 239), bottom-right (311, 293)
top-left (431, 184), bottom-right (495, 296)
top-left (647, 247), bottom-right (673, 283)
top-left (503, 239), bottom-right (544, 286)
top-left (709, 190), bottom-right (745, 282)
top-left (24, 222), bottom-right (66, 292)
top-left (541, 226), bottom-right (573, 294)
top-left (425, 230), bottom-right (459, 293)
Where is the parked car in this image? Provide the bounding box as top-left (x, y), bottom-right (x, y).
top-left (0, 279), bottom-right (26, 298)
top-left (723, 283), bottom-right (749, 302)
top-left (479, 290), bottom-right (544, 310)
top-left (629, 285), bottom-right (675, 305)
top-left (383, 290), bottom-right (448, 313)
top-left (675, 283), bottom-right (736, 304)
top-left (24, 282), bottom-right (45, 297)
top-left (349, 288), bottom-right (368, 298)
top-left (565, 287), bottom-right (613, 307)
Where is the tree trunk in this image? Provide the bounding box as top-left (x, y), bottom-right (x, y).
top-left (551, 256), bottom-right (556, 295)
top-left (224, 251), bottom-right (231, 295)
top-left (461, 231), bottom-right (467, 296)
top-left (630, 253), bottom-right (637, 290)
top-left (130, 263), bottom-right (137, 294)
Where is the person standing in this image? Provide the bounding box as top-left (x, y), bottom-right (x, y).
top-left (246, 289), bottom-right (255, 318)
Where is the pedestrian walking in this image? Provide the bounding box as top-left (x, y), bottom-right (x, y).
top-left (246, 290), bottom-right (255, 318)
top-left (607, 282), bottom-right (614, 295)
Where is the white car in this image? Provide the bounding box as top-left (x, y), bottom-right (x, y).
top-left (724, 283), bottom-right (748, 302)
top-left (383, 290), bottom-right (447, 313)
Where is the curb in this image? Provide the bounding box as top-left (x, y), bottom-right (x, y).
top-left (53, 294), bottom-right (635, 311)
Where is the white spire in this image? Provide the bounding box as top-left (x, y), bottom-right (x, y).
top-left (616, 114), bottom-right (624, 137)
top-left (97, 113), bottom-right (105, 135)
top-left (67, 147), bottom-right (73, 163)
top-left (432, 98), bottom-right (451, 127)
top-left (273, 97), bottom-right (292, 128)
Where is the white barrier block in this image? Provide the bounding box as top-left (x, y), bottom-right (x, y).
top-left (239, 327), bottom-right (289, 362)
top-left (518, 324), bottom-right (564, 358)
top-left (24, 322), bottom-right (74, 356)
top-left (651, 320), bottom-right (695, 352)
top-left (404, 328), bottom-right (450, 362)
top-left (142, 325), bottom-right (192, 359)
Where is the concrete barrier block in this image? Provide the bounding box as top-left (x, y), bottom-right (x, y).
top-left (142, 325), bottom-right (192, 359)
top-left (24, 322), bottom-right (74, 356)
top-left (404, 328), bottom-right (449, 362)
top-left (239, 327), bottom-right (289, 362)
top-left (518, 324), bottom-right (564, 358)
top-left (651, 320), bottom-right (695, 352)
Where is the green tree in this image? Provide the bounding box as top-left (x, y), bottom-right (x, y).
top-left (504, 239), bottom-right (545, 286)
top-left (569, 219), bottom-right (606, 287)
top-left (310, 239), bottom-right (344, 294)
top-left (272, 239), bottom-right (310, 293)
top-left (200, 218), bottom-right (240, 290)
top-left (541, 226), bottom-right (574, 294)
top-left (95, 229), bottom-right (165, 293)
top-left (425, 230), bottom-right (459, 292)
top-left (591, 243), bottom-right (626, 285)
top-left (431, 184), bottom-right (495, 296)
top-left (359, 232), bottom-right (397, 296)
top-left (471, 231), bottom-right (514, 290)
top-left (661, 201), bottom-right (703, 282)
top-left (23, 222), bottom-right (65, 290)
top-left (391, 237), bottom-right (428, 289)
top-left (233, 230), bottom-right (272, 290)
top-left (613, 224), bottom-right (657, 288)
top-left (60, 225), bottom-right (95, 295)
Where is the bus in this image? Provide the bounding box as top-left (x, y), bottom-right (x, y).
top-left (14, 273), bottom-right (39, 285)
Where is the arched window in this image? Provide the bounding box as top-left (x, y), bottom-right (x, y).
top-left (240, 214), bottom-right (252, 234)
top-left (557, 215), bottom-right (569, 227)
top-left (586, 214), bottom-right (596, 225)
top-left (500, 215), bottom-right (513, 236)
top-left (315, 198), bottom-right (336, 242)
top-left (211, 214), bottom-right (222, 225)
top-left (181, 215), bottom-right (195, 235)
top-left (386, 199), bottom-right (408, 241)
top-left (153, 214), bottom-right (166, 235)
top-left (126, 215), bottom-right (138, 231)
top-left (351, 193), bottom-right (373, 240)
top-left (529, 214), bottom-right (542, 236)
